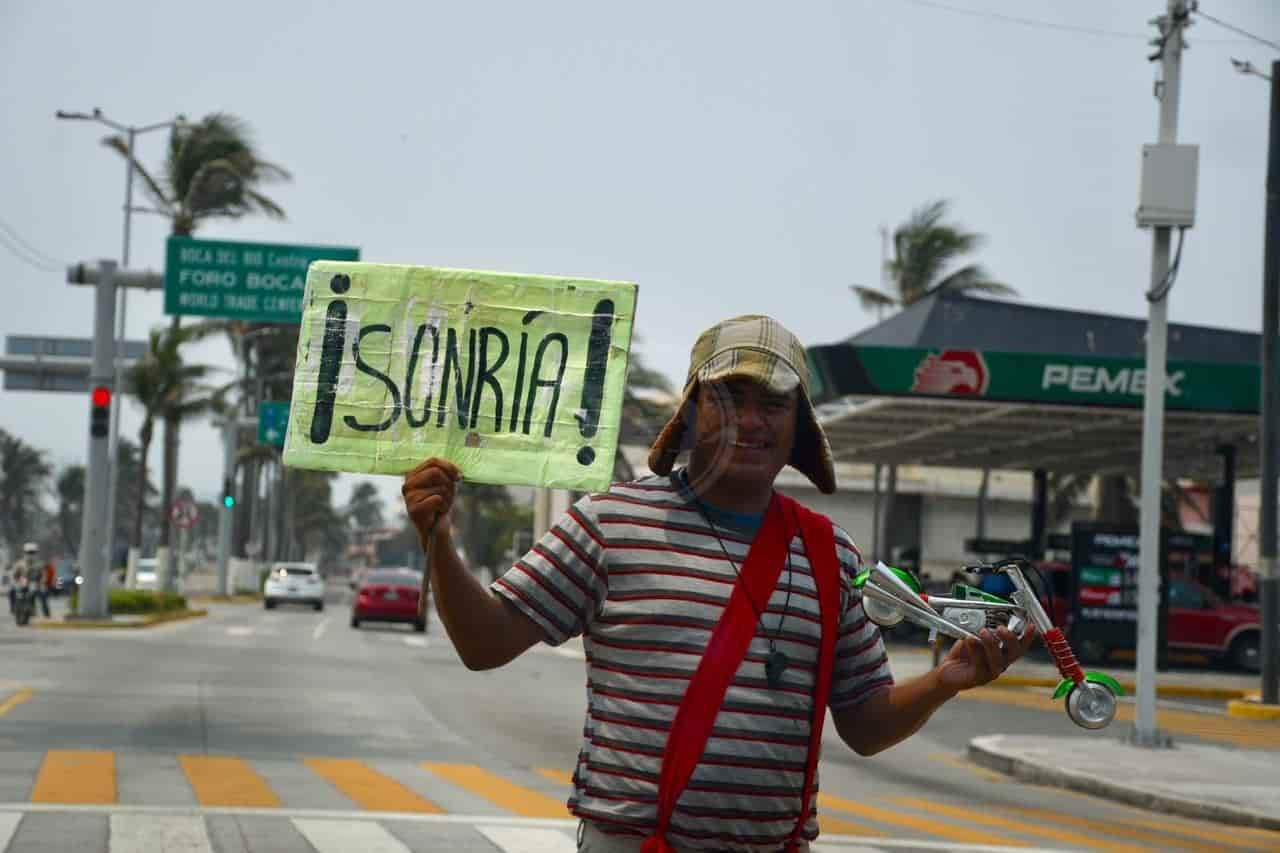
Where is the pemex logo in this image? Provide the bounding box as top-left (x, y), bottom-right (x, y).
top-left (911, 350), bottom-right (990, 396)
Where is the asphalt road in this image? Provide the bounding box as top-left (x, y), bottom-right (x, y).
top-left (0, 583), bottom-right (1275, 853)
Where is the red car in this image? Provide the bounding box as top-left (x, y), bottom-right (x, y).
top-left (351, 569), bottom-right (426, 632)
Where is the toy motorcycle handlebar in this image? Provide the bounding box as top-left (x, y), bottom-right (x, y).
top-left (851, 559), bottom-right (1121, 730)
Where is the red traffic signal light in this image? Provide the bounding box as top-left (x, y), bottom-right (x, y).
top-left (90, 385), bottom-right (111, 438)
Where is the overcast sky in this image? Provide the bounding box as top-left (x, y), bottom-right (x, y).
top-left (2, 0), bottom-right (1276, 525)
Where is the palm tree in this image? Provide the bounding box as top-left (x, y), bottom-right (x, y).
top-left (124, 324), bottom-right (226, 561)
top-left (104, 113), bottom-right (290, 561)
top-left (102, 113), bottom-right (290, 238)
top-left (851, 200), bottom-right (1017, 313)
top-left (347, 482), bottom-right (385, 531)
top-left (614, 341), bottom-right (676, 482)
top-left (0, 429), bottom-right (53, 553)
top-left (111, 438), bottom-right (151, 558)
top-left (55, 466), bottom-right (85, 556)
top-left (285, 469), bottom-right (346, 564)
top-left (850, 202), bottom-right (1015, 559)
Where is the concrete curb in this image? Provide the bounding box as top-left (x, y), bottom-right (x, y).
top-left (967, 735), bottom-right (1280, 832)
top-left (991, 674), bottom-right (1249, 701)
top-left (34, 608), bottom-right (208, 630)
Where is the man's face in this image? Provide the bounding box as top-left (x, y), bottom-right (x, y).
top-left (692, 377), bottom-right (798, 489)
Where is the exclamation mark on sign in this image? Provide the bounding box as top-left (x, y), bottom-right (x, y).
top-left (310, 274), bottom-right (351, 445)
top-left (575, 299), bottom-right (614, 466)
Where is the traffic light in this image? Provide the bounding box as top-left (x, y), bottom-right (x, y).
top-left (222, 478), bottom-right (236, 509)
top-left (90, 386), bottom-right (111, 438)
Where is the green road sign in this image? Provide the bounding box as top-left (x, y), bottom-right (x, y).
top-left (165, 236), bottom-right (359, 324)
top-left (258, 400), bottom-right (290, 447)
top-left (807, 345), bottom-right (1261, 414)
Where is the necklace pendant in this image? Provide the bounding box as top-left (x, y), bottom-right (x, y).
top-left (765, 649), bottom-right (788, 688)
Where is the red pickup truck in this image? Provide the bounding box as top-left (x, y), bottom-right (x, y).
top-left (1166, 575), bottom-right (1262, 672)
top-left (1035, 562), bottom-right (1263, 672)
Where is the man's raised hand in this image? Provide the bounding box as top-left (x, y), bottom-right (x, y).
top-left (402, 458), bottom-right (461, 547)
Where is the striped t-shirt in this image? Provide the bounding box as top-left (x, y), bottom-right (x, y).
top-left (491, 471), bottom-right (894, 852)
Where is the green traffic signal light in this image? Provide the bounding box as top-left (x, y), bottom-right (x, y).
top-left (223, 494), bottom-right (235, 509)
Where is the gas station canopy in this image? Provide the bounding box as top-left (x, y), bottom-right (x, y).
top-left (805, 293), bottom-right (1262, 481)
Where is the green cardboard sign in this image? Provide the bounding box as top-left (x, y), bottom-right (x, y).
top-left (282, 262), bottom-right (637, 491)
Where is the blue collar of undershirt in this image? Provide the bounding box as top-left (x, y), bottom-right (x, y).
top-left (677, 468), bottom-right (764, 533)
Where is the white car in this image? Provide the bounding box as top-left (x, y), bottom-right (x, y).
top-left (263, 563), bottom-right (325, 611)
top-left (135, 558), bottom-right (158, 590)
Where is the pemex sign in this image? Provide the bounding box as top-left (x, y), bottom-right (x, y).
top-left (806, 345), bottom-right (1261, 414)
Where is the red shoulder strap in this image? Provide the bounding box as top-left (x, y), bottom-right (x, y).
top-left (785, 497), bottom-right (841, 851)
top-left (641, 494), bottom-right (798, 853)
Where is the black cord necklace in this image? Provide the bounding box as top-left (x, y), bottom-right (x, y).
top-left (692, 497), bottom-right (794, 689)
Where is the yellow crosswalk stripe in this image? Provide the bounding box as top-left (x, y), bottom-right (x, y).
top-left (305, 758), bottom-right (441, 813)
top-left (819, 814), bottom-right (886, 837)
top-left (0, 689), bottom-right (33, 717)
top-left (536, 767), bottom-right (575, 786)
top-left (179, 755), bottom-right (281, 807)
top-left (422, 762), bottom-right (569, 818)
top-left (817, 792), bottom-right (1016, 846)
top-left (890, 797), bottom-right (1147, 852)
top-left (1006, 805), bottom-right (1256, 852)
top-left (31, 750), bottom-right (116, 804)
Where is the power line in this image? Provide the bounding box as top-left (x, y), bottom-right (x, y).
top-left (0, 216), bottom-right (64, 270)
top-left (895, 0), bottom-right (1145, 40)
top-left (894, 0), bottom-right (1250, 45)
top-left (0, 222), bottom-right (62, 273)
top-left (1193, 7), bottom-right (1280, 53)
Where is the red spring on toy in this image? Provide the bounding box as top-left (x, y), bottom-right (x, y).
top-left (1043, 627), bottom-right (1085, 684)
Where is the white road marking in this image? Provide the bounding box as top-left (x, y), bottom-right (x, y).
top-left (225, 626), bottom-right (254, 637)
top-left (0, 813), bottom-right (20, 852)
top-left (313, 618), bottom-right (330, 641)
top-left (0, 804), bottom-right (578, 828)
top-left (109, 814), bottom-right (212, 853)
top-left (291, 818), bottom-right (411, 853)
top-left (0, 806), bottom-right (1068, 853)
top-left (402, 636), bottom-right (427, 648)
top-left (476, 825), bottom-right (576, 853)
top-left (550, 646), bottom-right (584, 660)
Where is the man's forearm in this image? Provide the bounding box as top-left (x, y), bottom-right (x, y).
top-left (427, 529), bottom-right (528, 670)
top-left (836, 669), bottom-right (957, 756)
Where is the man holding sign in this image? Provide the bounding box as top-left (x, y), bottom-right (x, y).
top-left (404, 315), bottom-right (1033, 853)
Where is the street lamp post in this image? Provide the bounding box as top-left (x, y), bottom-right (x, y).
top-left (56, 108), bottom-right (184, 580)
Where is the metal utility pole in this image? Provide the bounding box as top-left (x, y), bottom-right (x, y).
top-left (1259, 59), bottom-right (1280, 706)
top-left (77, 261), bottom-right (117, 619)
top-left (1134, 0), bottom-right (1192, 747)
top-left (216, 418), bottom-right (239, 597)
top-left (56, 109), bottom-right (183, 579)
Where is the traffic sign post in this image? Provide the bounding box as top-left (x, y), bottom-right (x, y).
top-left (258, 400), bottom-right (290, 447)
top-left (170, 498), bottom-right (200, 530)
top-left (75, 260), bottom-right (116, 619)
top-left (1, 336), bottom-right (147, 393)
top-left (165, 236), bottom-right (359, 324)
top-left (170, 498), bottom-right (199, 590)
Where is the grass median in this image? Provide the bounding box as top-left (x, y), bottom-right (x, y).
top-left (37, 589), bottom-right (207, 629)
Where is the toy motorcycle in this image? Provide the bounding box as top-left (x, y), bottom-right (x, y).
top-left (852, 558), bottom-right (1121, 730)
